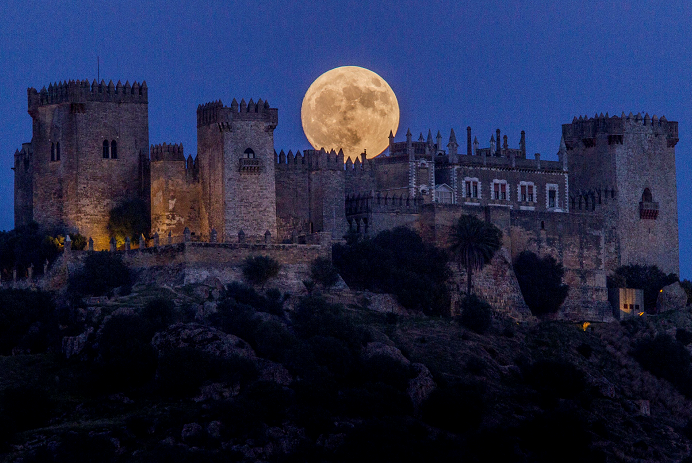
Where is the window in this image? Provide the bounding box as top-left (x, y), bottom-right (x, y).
top-left (56, 142), bottom-right (60, 161)
top-left (464, 178), bottom-right (480, 199)
top-left (244, 148), bottom-right (255, 159)
top-left (546, 184), bottom-right (559, 209)
top-left (111, 140), bottom-right (117, 159)
top-left (50, 143), bottom-right (55, 162)
top-left (519, 182), bottom-right (535, 202)
top-left (103, 140), bottom-right (109, 158)
top-left (492, 180), bottom-right (508, 200)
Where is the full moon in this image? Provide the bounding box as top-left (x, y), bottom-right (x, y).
top-left (301, 66), bottom-right (399, 162)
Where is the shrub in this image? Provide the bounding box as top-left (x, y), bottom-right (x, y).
top-left (142, 298), bottom-right (177, 333)
top-left (0, 222), bottom-right (66, 278)
top-left (633, 334), bottom-right (692, 396)
top-left (69, 233), bottom-right (88, 251)
top-left (333, 227), bottom-right (450, 315)
top-left (292, 297), bottom-right (363, 349)
top-left (422, 383), bottom-right (485, 433)
top-left (96, 313), bottom-right (157, 390)
top-left (457, 294), bottom-right (492, 334)
top-left (0, 289), bottom-right (57, 354)
top-left (608, 264), bottom-right (678, 312)
top-left (677, 329), bottom-right (692, 346)
top-left (108, 198), bottom-right (150, 247)
top-left (524, 359), bottom-right (587, 399)
top-left (242, 255), bottom-right (280, 288)
top-left (514, 251), bottom-right (569, 316)
top-left (68, 252), bottom-right (131, 297)
top-left (310, 256), bottom-right (340, 289)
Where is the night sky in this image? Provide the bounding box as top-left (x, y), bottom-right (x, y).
top-left (1, 1), bottom-right (691, 277)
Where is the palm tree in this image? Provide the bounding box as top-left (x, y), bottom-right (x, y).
top-left (449, 214), bottom-right (502, 295)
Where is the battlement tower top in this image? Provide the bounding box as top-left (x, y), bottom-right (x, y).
top-left (196, 98), bottom-right (278, 129)
top-left (151, 143), bottom-right (185, 162)
top-left (28, 79), bottom-right (148, 112)
top-left (562, 113), bottom-right (678, 148)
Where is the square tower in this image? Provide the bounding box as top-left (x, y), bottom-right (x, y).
top-left (563, 113), bottom-right (679, 275)
top-left (197, 99), bottom-right (278, 242)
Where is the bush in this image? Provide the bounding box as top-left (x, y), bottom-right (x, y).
top-left (69, 233), bottom-right (88, 251)
top-left (422, 383), bottom-right (485, 433)
top-left (96, 313), bottom-right (157, 390)
top-left (0, 222), bottom-right (66, 279)
top-left (608, 264), bottom-right (678, 312)
top-left (514, 251), bottom-right (569, 316)
top-left (225, 281), bottom-right (284, 315)
top-left (457, 294), bottom-right (492, 334)
top-left (0, 289), bottom-right (58, 354)
top-left (108, 198), bottom-right (150, 247)
top-left (333, 227), bottom-right (450, 315)
top-left (68, 252), bottom-right (131, 297)
top-left (524, 359), bottom-right (586, 399)
top-left (242, 255), bottom-right (280, 288)
top-left (310, 257), bottom-right (340, 289)
top-left (633, 334), bottom-right (692, 396)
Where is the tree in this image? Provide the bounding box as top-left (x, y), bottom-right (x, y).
top-left (310, 257), bottom-right (340, 289)
top-left (449, 214), bottom-right (502, 295)
top-left (108, 199), bottom-right (150, 248)
top-left (514, 251), bottom-right (569, 316)
top-left (457, 294), bottom-right (492, 334)
top-left (68, 252), bottom-right (131, 297)
top-left (608, 264), bottom-right (678, 312)
top-left (242, 255), bottom-right (280, 289)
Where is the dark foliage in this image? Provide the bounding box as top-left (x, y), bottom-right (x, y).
top-left (96, 313), bottom-right (157, 390)
top-left (524, 359), bottom-right (587, 399)
top-left (107, 198), bottom-right (150, 246)
top-left (422, 382), bottom-right (485, 433)
top-left (608, 264), bottom-right (678, 312)
top-left (577, 342), bottom-right (593, 359)
top-left (225, 281), bottom-right (285, 315)
top-left (157, 347), bottom-right (258, 397)
top-left (68, 251), bottom-right (131, 297)
top-left (333, 227), bottom-right (450, 315)
top-left (514, 250), bottom-right (569, 316)
top-left (0, 222), bottom-right (65, 279)
top-left (678, 328), bottom-right (692, 346)
top-left (633, 334), bottom-right (692, 397)
top-left (0, 387), bottom-right (54, 437)
top-left (457, 293), bottom-right (493, 334)
top-left (68, 233), bottom-right (88, 251)
top-left (680, 279), bottom-right (692, 305)
top-left (292, 296), bottom-right (365, 350)
top-left (0, 289), bottom-right (57, 354)
top-left (241, 255), bottom-right (280, 288)
top-left (142, 298), bottom-right (177, 332)
top-left (310, 256), bottom-right (340, 289)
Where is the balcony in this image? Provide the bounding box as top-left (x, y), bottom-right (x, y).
top-left (639, 201), bottom-right (659, 220)
top-left (239, 158), bottom-right (263, 173)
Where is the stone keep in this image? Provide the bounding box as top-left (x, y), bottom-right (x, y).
top-left (18, 80), bottom-right (150, 250)
top-left (563, 113), bottom-right (679, 275)
top-left (196, 99), bottom-right (278, 242)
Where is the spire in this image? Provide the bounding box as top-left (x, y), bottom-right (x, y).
top-left (447, 128), bottom-right (458, 158)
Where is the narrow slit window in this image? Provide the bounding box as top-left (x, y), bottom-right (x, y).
top-left (56, 142), bottom-right (60, 161)
top-left (111, 140), bottom-right (117, 159)
top-left (103, 140), bottom-right (109, 158)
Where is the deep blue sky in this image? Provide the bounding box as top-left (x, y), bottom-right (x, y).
top-left (1, 1), bottom-right (691, 277)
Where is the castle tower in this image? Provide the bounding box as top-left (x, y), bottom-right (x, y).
top-left (196, 98), bottom-right (278, 242)
top-left (563, 113), bottom-right (679, 275)
top-left (23, 79), bottom-right (149, 249)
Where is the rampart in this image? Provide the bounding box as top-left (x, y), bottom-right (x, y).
top-left (28, 80), bottom-right (148, 111)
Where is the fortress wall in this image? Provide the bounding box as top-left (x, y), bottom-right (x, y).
top-left (150, 156), bottom-right (200, 237)
top-left (275, 154), bottom-right (311, 241)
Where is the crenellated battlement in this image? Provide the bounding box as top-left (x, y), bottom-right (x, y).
top-left (345, 191), bottom-right (422, 216)
top-left (151, 143), bottom-right (185, 162)
top-left (275, 148), bottom-right (344, 171)
top-left (563, 112), bottom-right (678, 148)
top-left (27, 79), bottom-right (148, 111)
top-left (196, 98), bottom-right (278, 128)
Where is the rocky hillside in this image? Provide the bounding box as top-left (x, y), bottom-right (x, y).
top-left (1, 270), bottom-right (692, 462)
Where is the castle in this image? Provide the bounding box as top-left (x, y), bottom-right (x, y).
top-left (13, 79), bottom-right (680, 319)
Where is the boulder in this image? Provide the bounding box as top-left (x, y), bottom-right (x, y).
top-left (657, 282), bottom-right (688, 312)
top-left (181, 422), bottom-right (203, 443)
top-left (407, 363), bottom-right (436, 416)
top-left (152, 323), bottom-right (255, 359)
top-left (257, 359), bottom-right (293, 386)
top-left (363, 342), bottom-right (410, 365)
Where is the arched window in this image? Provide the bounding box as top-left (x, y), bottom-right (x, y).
top-left (244, 148), bottom-right (255, 159)
top-left (103, 140), bottom-right (109, 158)
top-left (50, 143), bottom-right (55, 161)
top-left (111, 140), bottom-right (117, 159)
top-left (642, 188), bottom-right (652, 203)
top-left (56, 142), bottom-right (60, 161)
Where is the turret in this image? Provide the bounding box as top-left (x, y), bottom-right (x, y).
top-left (447, 128), bottom-right (458, 160)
